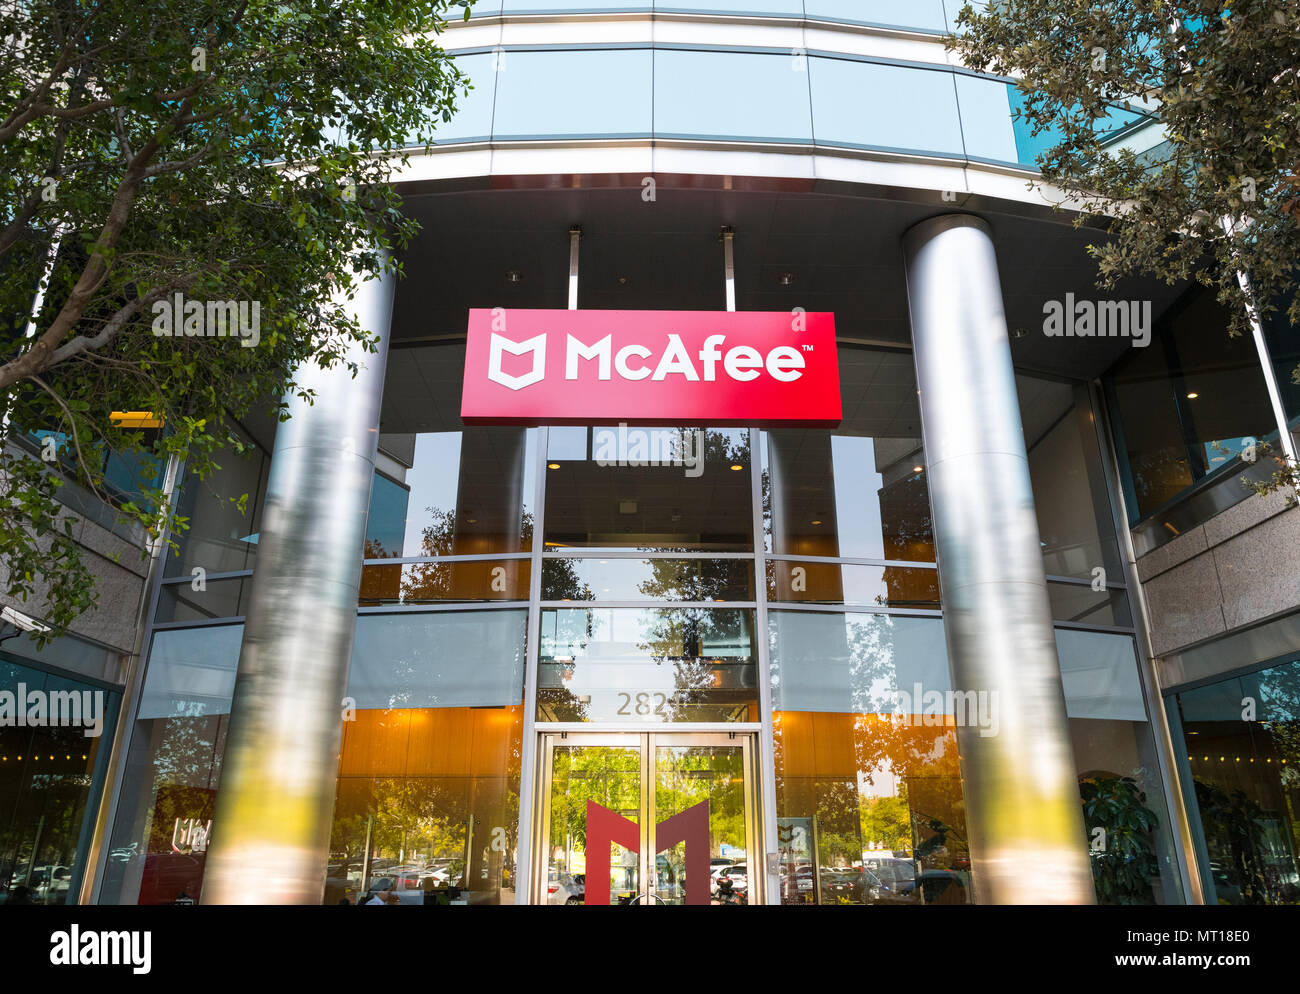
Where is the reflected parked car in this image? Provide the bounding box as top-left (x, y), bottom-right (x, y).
top-left (862, 856), bottom-right (917, 896)
top-left (712, 863), bottom-right (747, 897)
top-left (916, 869), bottom-right (969, 904)
top-left (34, 865), bottom-right (72, 904)
top-left (548, 871), bottom-right (585, 905)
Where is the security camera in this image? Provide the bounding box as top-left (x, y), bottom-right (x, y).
top-left (0, 605), bottom-right (51, 643)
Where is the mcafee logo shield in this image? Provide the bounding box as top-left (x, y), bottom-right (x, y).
top-left (487, 332), bottom-right (547, 391)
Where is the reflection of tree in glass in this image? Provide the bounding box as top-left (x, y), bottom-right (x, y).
top-left (771, 613), bottom-right (969, 899)
top-left (326, 712), bottom-right (525, 904)
top-left (1194, 779), bottom-right (1272, 904)
top-left (655, 747), bottom-right (746, 853)
top-left (632, 607), bottom-right (755, 722)
top-left (546, 746), bottom-right (642, 901)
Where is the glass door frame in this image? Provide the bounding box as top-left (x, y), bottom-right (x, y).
top-left (531, 730), bottom-right (762, 905)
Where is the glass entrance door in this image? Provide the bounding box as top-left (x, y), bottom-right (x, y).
top-left (536, 733), bottom-right (759, 905)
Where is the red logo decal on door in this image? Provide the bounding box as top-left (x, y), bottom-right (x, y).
top-left (583, 799), bottom-right (711, 906)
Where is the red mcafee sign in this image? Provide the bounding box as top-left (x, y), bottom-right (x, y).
top-left (460, 308), bottom-right (840, 426)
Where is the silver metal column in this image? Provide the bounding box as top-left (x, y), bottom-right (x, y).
top-left (201, 262), bottom-right (395, 904)
top-left (902, 214), bottom-right (1094, 904)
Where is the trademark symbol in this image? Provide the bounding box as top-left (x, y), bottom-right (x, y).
top-left (801, 344), bottom-right (814, 352)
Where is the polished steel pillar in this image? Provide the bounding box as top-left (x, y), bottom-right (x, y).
top-left (201, 263), bottom-right (395, 904)
top-left (902, 215), bottom-right (1095, 904)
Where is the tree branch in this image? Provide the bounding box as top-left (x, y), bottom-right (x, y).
top-left (49, 292), bottom-right (158, 364)
top-left (0, 92), bottom-right (204, 392)
top-left (27, 374), bottom-right (107, 504)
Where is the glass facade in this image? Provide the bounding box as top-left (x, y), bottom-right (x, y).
top-left (0, 656), bottom-right (120, 905)
top-left (99, 338), bottom-right (1183, 905)
top-left (1105, 286), bottom-right (1284, 523)
top-left (1171, 656), bottom-right (1300, 905)
top-left (423, 45), bottom-right (1149, 170)
top-left (10, 1), bottom-right (1292, 915)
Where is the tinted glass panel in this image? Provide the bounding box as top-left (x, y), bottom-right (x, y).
top-left (763, 433), bottom-right (932, 562)
top-left (367, 429), bottom-right (536, 558)
top-left (1107, 287), bottom-right (1279, 520)
top-left (655, 50), bottom-right (812, 143)
top-left (542, 557), bottom-right (755, 601)
top-left (763, 346), bottom-right (931, 562)
top-left (769, 612), bottom-right (971, 904)
top-left (954, 74), bottom-right (1018, 163)
top-left (1019, 376), bottom-right (1123, 581)
top-left (538, 607), bottom-right (758, 722)
top-left (805, 0), bottom-right (946, 30)
top-left (157, 578), bottom-right (251, 623)
top-left (809, 58), bottom-right (963, 155)
top-left (657, 1), bottom-right (801, 13)
top-left (1048, 582), bottom-right (1132, 629)
top-left (105, 611), bottom-right (527, 904)
top-left (0, 660), bottom-right (118, 905)
top-left (166, 422), bottom-right (270, 578)
top-left (427, 53), bottom-right (496, 145)
top-left (766, 560), bottom-right (939, 609)
top-left (492, 49), bottom-right (652, 138)
top-left (328, 706), bottom-right (523, 906)
top-left (1176, 659), bottom-right (1300, 905)
top-left (360, 560), bottom-right (531, 604)
top-left (543, 427), bottom-right (753, 552)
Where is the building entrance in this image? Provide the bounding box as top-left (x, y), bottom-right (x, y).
top-left (534, 732), bottom-right (759, 905)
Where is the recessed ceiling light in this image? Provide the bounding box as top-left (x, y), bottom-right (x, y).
top-left (810, 519), bottom-right (822, 525)
top-left (1186, 391), bottom-right (1199, 399)
top-left (729, 464), bottom-right (743, 471)
top-left (548, 462), bottom-right (561, 470)
top-left (912, 465), bottom-right (924, 474)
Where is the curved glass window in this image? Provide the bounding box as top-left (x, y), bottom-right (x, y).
top-left (808, 57), bottom-right (962, 156)
top-left (431, 52), bottom-right (497, 145)
top-left (500, 0), bottom-right (652, 10)
top-left (954, 74), bottom-right (1018, 163)
top-left (657, 2), bottom-right (804, 19)
top-left (655, 49), bottom-right (813, 143)
top-left (492, 49), bottom-right (652, 139)
top-left (805, 0), bottom-right (947, 32)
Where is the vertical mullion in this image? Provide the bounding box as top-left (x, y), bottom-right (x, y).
top-left (750, 427), bottom-right (780, 904)
top-left (514, 426), bottom-right (549, 904)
